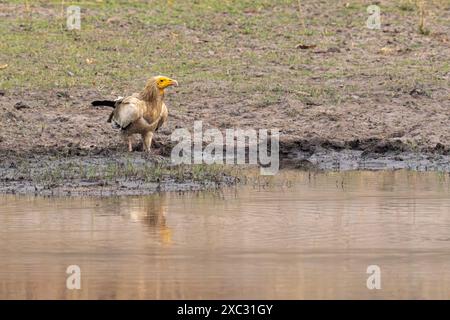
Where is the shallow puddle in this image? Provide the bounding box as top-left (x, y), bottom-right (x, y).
top-left (1, 170), bottom-right (449, 299)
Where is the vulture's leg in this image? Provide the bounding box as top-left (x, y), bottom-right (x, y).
top-left (127, 137), bottom-right (133, 152)
top-left (143, 131), bottom-right (154, 152)
top-left (122, 134), bottom-right (133, 152)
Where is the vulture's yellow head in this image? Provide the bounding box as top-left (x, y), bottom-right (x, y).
top-left (141, 76), bottom-right (178, 101)
top-left (154, 76), bottom-right (178, 90)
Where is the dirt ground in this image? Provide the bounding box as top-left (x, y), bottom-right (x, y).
top-left (0, 0), bottom-right (449, 194)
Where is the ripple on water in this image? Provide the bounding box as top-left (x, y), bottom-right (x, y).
top-left (0, 170), bottom-right (449, 299)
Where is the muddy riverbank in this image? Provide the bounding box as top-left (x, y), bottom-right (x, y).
top-left (2, 91), bottom-right (448, 196)
top-left (1, 87), bottom-right (449, 196)
top-left (0, 150), bottom-right (239, 196)
top-left (1, 140), bottom-right (449, 196)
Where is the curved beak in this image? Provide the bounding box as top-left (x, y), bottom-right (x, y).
top-left (169, 79), bottom-right (178, 87)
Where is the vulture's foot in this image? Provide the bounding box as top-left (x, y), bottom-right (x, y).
top-left (150, 147), bottom-right (163, 155)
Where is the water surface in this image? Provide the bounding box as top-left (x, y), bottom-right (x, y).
top-left (1, 170), bottom-right (449, 299)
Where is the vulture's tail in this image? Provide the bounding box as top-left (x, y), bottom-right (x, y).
top-left (91, 100), bottom-right (116, 108)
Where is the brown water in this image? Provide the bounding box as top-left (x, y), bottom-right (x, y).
top-left (1, 170), bottom-right (450, 299)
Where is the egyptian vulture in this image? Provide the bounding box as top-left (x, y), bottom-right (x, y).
top-left (91, 76), bottom-right (178, 152)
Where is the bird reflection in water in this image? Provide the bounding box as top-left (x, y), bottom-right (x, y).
top-left (127, 194), bottom-right (172, 245)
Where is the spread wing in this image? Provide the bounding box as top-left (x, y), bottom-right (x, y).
top-left (110, 96), bottom-right (145, 129)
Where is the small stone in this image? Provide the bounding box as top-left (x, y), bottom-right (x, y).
top-left (14, 102), bottom-right (30, 110)
top-left (56, 91), bottom-right (70, 98)
top-left (327, 47), bottom-right (341, 53)
top-left (409, 87), bottom-right (429, 98)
